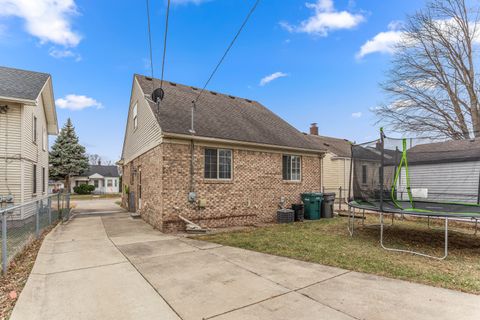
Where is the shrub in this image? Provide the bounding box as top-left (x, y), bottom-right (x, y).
top-left (73, 184), bottom-right (96, 195)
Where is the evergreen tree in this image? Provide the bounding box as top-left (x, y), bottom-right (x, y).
top-left (49, 118), bottom-right (89, 190)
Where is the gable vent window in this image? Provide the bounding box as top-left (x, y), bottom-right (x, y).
top-left (204, 148), bottom-right (232, 180)
top-left (282, 155), bottom-right (301, 181)
top-left (132, 103), bottom-right (138, 129)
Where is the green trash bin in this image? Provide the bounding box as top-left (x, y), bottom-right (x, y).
top-left (301, 193), bottom-right (323, 220)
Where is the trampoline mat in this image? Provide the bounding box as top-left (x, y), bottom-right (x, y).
top-left (349, 200), bottom-right (480, 218)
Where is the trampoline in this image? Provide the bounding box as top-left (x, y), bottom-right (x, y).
top-left (348, 129), bottom-right (480, 260)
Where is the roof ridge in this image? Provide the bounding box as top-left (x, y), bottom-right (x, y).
top-left (0, 65), bottom-right (50, 77)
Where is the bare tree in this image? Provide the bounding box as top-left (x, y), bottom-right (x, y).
top-left (375, 0), bottom-right (480, 139)
top-left (87, 153), bottom-right (102, 165)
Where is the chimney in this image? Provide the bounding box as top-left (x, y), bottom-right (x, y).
top-left (98, 160), bottom-right (101, 166)
top-left (310, 123), bottom-right (318, 136)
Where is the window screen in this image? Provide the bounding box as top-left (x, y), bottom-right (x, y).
top-left (283, 155), bottom-right (301, 181)
top-left (204, 148), bottom-right (232, 179)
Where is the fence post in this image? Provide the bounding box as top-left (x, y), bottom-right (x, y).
top-left (339, 187), bottom-right (342, 211)
top-left (57, 193), bottom-right (61, 220)
top-left (1, 212), bottom-right (7, 274)
top-left (35, 200), bottom-right (40, 238)
top-left (48, 197), bottom-right (52, 225)
top-left (65, 193), bottom-right (70, 220)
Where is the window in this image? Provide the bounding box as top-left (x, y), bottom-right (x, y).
top-left (362, 165), bottom-right (367, 184)
top-left (42, 127), bottom-right (47, 151)
top-left (94, 180), bottom-right (99, 188)
top-left (282, 155), bottom-right (301, 181)
top-left (107, 179), bottom-right (113, 187)
top-left (114, 179), bottom-right (118, 187)
top-left (42, 167), bottom-right (45, 193)
top-left (204, 148), bottom-right (232, 179)
top-left (33, 164), bottom-right (37, 194)
top-left (33, 116), bottom-right (38, 143)
top-left (132, 103), bottom-right (138, 129)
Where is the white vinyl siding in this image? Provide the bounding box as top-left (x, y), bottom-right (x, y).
top-left (121, 78), bottom-right (162, 164)
top-left (399, 161), bottom-right (480, 203)
top-left (0, 103), bottom-right (22, 204)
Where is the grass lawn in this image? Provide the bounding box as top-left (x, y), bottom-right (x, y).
top-left (69, 193), bottom-right (121, 200)
top-left (198, 215), bottom-right (480, 294)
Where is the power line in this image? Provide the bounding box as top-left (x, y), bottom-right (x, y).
top-left (160, 0), bottom-right (171, 90)
top-left (194, 0), bottom-right (261, 104)
top-left (146, 0), bottom-right (154, 94)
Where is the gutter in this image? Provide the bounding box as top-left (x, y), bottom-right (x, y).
top-left (162, 132), bottom-right (327, 155)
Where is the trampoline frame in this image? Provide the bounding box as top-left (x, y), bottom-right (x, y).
top-left (347, 129), bottom-right (479, 260)
top-left (347, 206), bottom-right (450, 260)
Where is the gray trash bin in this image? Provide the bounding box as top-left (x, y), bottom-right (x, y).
top-left (321, 193), bottom-right (336, 218)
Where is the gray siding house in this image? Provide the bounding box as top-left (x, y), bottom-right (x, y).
top-left (0, 66), bottom-right (58, 215)
top-left (399, 139), bottom-right (480, 203)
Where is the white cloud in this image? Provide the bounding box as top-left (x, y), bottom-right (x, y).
top-left (281, 0), bottom-right (365, 37)
top-left (56, 94), bottom-right (103, 111)
top-left (0, 0), bottom-right (81, 47)
top-left (49, 48), bottom-right (81, 61)
top-left (356, 22), bottom-right (403, 59)
top-left (259, 72), bottom-right (288, 86)
top-left (351, 112), bottom-right (362, 118)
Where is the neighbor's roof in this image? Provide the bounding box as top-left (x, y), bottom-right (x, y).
top-left (407, 139), bottom-right (480, 165)
top-left (84, 165), bottom-right (119, 177)
top-left (135, 75), bottom-right (324, 152)
top-left (0, 66), bottom-right (50, 101)
top-left (304, 134), bottom-right (351, 157)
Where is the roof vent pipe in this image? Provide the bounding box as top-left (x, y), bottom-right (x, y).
top-left (189, 101), bottom-right (196, 135)
top-left (310, 123), bottom-right (318, 135)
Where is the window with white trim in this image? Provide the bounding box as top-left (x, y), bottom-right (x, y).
top-left (204, 148), bottom-right (232, 179)
top-left (33, 116), bottom-right (38, 143)
top-left (42, 127), bottom-right (47, 151)
top-left (362, 165), bottom-right (367, 184)
top-left (132, 103), bottom-right (138, 129)
top-left (282, 155), bottom-right (301, 181)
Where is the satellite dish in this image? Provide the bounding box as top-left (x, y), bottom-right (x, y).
top-left (151, 88), bottom-right (164, 103)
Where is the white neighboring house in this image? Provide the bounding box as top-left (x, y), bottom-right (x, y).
top-left (0, 66), bottom-right (58, 217)
top-left (71, 164), bottom-right (120, 194)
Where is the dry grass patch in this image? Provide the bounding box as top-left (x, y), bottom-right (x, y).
top-left (0, 224), bottom-right (57, 320)
top-left (198, 215), bottom-right (480, 294)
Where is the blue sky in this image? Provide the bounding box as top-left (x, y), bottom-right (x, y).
top-left (0, 0), bottom-right (426, 161)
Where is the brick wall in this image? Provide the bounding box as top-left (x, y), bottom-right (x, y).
top-left (123, 140), bottom-right (322, 232)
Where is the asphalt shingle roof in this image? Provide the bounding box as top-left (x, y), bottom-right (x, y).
top-left (0, 66), bottom-right (50, 101)
top-left (407, 139), bottom-right (480, 164)
top-left (303, 134), bottom-right (351, 157)
top-left (135, 74), bottom-right (324, 152)
top-left (84, 165), bottom-right (120, 177)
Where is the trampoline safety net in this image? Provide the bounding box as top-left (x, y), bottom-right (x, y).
top-left (350, 131), bottom-right (480, 217)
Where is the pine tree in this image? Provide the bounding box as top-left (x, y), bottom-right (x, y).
top-left (49, 118), bottom-right (89, 190)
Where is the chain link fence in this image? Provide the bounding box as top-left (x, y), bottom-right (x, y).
top-left (0, 193), bottom-right (71, 274)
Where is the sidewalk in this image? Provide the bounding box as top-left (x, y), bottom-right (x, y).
top-left (10, 199), bottom-right (480, 320)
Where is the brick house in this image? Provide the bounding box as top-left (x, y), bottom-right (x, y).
top-left (120, 75), bottom-right (325, 232)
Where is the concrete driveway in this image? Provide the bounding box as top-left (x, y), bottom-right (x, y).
top-left (11, 199), bottom-right (480, 320)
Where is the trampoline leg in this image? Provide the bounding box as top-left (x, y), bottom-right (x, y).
top-left (391, 213), bottom-right (394, 226)
top-left (362, 209), bottom-right (365, 227)
top-left (428, 216), bottom-right (430, 229)
top-left (347, 207), bottom-right (355, 237)
top-left (380, 214), bottom-right (448, 260)
top-left (475, 219), bottom-right (478, 236)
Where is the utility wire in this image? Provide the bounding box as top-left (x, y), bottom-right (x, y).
top-left (160, 0), bottom-right (171, 90)
top-left (194, 0), bottom-right (261, 104)
top-left (146, 0), bottom-right (154, 94)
